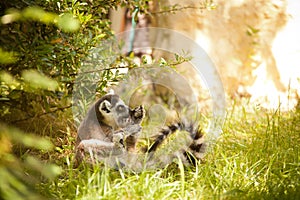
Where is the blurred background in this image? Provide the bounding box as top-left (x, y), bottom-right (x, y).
top-left (111, 0), bottom-right (300, 110)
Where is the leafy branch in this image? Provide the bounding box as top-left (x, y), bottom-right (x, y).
top-left (10, 104), bottom-right (72, 124)
top-left (151, 1), bottom-right (216, 15)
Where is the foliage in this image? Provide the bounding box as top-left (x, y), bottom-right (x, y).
top-left (151, 0), bottom-right (216, 15)
top-left (0, 124), bottom-right (61, 200)
top-left (0, 0), bottom-right (150, 125)
top-left (0, 0), bottom-right (150, 199)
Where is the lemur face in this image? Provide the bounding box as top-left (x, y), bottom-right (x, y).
top-left (111, 100), bottom-right (132, 128)
top-left (98, 95), bottom-right (132, 129)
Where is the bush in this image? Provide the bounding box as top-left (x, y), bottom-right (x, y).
top-left (0, 1), bottom-right (149, 199)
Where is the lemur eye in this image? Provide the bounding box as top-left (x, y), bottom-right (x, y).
top-left (116, 105), bottom-right (126, 112)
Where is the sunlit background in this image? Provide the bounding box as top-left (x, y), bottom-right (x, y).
top-left (111, 0), bottom-right (300, 110)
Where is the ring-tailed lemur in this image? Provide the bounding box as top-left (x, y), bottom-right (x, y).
top-left (74, 92), bottom-right (145, 167)
top-left (74, 92), bottom-right (206, 170)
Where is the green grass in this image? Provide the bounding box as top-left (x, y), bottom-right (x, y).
top-left (38, 102), bottom-right (300, 200)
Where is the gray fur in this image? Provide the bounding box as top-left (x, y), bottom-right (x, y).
top-left (74, 93), bottom-right (145, 167)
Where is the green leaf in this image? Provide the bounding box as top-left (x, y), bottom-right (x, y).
top-left (246, 26), bottom-right (260, 36)
top-left (22, 69), bottom-right (58, 91)
top-left (0, 71), bottom-right (20, 87)
top-left (0, 125), bottom-right (54, 151)
top-left (1, 9), bottom-right (21, 24)
top-left (25, 156), bottom-right (62, 180)
top-left (23, 6), bottom-right (58, 24)
top-left (57, 13), bottom-right (80, 32)
top-left (0, 48), bottom-right (18, 64)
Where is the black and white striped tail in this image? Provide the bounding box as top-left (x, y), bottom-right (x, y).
top-left (147, 121), bottom-right (206, 165)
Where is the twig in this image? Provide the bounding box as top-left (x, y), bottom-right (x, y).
top-left (70, 66), bottom-right (129, 76)
top-left (11, 104), bottom-right (72, 123)
top-left (151, 5), bottom-right (207, 15)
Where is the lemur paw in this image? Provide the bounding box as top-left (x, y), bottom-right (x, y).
top-left (123, 124), bottom-right (142, 136)
top-left (113, 132), bottom-right (125, 148)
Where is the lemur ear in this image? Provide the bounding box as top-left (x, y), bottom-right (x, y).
top-left (99, 100), bottom-right (112, 113)
top-left (130, 105), bottom-right (145, 124)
